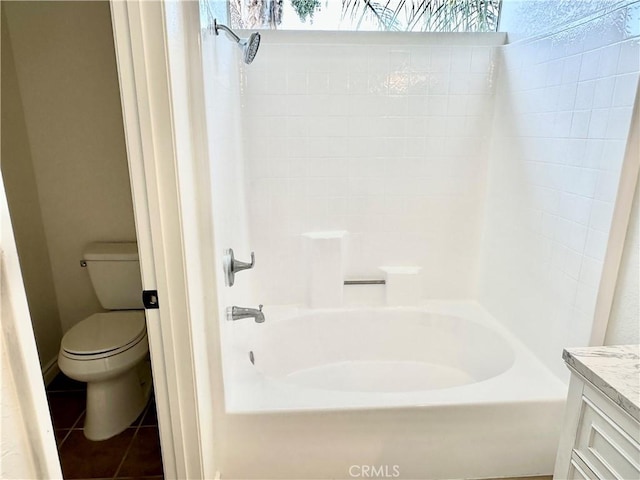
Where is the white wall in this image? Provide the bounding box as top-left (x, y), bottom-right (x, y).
top-left (240, 32), bottom-right (505, 305)
top-left (3, 1), bottom-right (136, 333)
top-left (1, 7), bottom-right (62, 369)
top-left (479, 2), bottom-right (640, 378)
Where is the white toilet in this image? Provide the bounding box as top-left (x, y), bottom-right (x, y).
top-left (58, 242), bottom-right (151, 441)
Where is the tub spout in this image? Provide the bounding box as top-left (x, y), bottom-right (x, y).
top-left (227, 304), bottom-right (265, 323)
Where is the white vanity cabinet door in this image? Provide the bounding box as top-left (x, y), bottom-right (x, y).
top-left (573, 385), bottom-right (640, 480)
top-left (554, 372), bottom-right (640, 480)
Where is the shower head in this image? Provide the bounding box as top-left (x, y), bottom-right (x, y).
top-left (213, 20), bottom-right (261, 65)
top-left (242, 32), bottom-right (261, 64)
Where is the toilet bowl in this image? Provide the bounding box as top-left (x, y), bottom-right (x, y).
top-left (58, 310), bottom-right (151, 441)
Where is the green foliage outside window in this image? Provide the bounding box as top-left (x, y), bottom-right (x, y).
top-left (291, 0), bottom-right (322, 23)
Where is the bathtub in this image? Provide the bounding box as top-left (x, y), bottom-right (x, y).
top-left (220, 301), bottom-right (567, 479)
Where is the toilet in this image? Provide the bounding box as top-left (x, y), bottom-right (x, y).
top-left (58, 242), bottom-right (151, 441)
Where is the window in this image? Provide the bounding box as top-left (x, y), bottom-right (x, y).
top-left (201, 0), bottom-right (502, 32)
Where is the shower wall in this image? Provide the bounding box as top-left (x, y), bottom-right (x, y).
top-left (201, 34), bottom-right (252, 308)
top-left (479, 2), bottom-right (640, 378)
top-left (240, 32), bottom-right (505, 305)
top-left (203, 3), bottom-right (638, 384)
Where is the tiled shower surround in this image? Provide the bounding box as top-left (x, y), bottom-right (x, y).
top-left (241, 33), bottom-right (504, 304)
top-left (479, 3), bottom-right (640, 377)
top-left (204, 1), bottom-right (639, 378)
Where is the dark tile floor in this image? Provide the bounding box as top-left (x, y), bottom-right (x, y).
top-left (46, 373), bottom-right (164, 480)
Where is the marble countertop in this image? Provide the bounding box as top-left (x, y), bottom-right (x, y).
top-left (563, 345), bottom-right (640, 422)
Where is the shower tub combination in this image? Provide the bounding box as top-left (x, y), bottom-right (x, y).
top-left (221, 301), bottom-right (566, 479)
top-left (203, 22), bottom-right (567, 480)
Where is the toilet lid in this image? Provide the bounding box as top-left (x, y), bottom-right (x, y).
top-left (62, 311), bottom-right (146, 355)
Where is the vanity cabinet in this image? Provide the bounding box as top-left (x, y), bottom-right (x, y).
top-left (554, 346), bottom-right (640, 480)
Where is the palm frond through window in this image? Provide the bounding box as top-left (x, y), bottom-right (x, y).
top-left (342, 0), bottom-right (501, 32)
top-left (204, 0), bottom-right (502, 32)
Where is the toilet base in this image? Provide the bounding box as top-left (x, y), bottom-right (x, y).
top-left (84, 359), bottom-right (152, 441)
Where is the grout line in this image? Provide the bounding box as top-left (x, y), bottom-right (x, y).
top-left (112, 426), bottom-right (139, 479)
top-left (47, 390), bottom-right (86, 395)
top-left (112, 399), bottom-right (152, 479)
top-left (57, 429), bottom-right (72, 449)
top-left (70, 409), bottom-right (86, 429)
top-left (58, 407), bottom-right (86, 449)
top-left (136, 401), bottom-right (151, 427)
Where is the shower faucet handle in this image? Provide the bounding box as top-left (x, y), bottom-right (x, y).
top-left (223, 248), bottom-right (255, 287)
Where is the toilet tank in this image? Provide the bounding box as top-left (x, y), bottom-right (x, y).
top-left (83, 242), bottom-right (144, 310)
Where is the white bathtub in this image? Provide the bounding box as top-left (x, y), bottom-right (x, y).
top-left (250, 309), bottom-right (514, 394)
top-left (220, 301), bottom-right (567, 479)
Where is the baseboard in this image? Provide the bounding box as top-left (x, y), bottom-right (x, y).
top-left (42, 356), bottom-right (60, 386)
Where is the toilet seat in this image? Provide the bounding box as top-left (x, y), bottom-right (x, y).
top-left (62, 311), bottom-right (146, 360)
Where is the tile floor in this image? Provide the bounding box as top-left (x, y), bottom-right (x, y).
top-left (46, 373), bottom-right (164, 480)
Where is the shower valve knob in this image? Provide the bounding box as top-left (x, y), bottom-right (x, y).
top-left (223, 248), bottom-right (255, 287)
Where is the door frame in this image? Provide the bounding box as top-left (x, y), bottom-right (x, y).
top-left (110, 1), bottom-right (221, 478)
